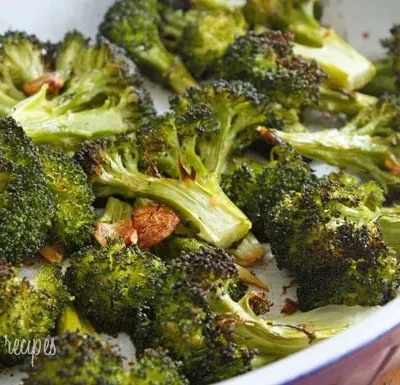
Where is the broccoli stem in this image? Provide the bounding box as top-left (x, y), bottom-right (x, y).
top-left (293, 29), bottom-right (376, 90)
top-left (11, 87), bottom-right (130, 150)
top-left (362, 61), bottom-right (397, 96)
top-left (209, 293), bottom-right (377, 362)
top-left (94, 173), bottom-right (251, 248)
top-left (138, 45), bottom-right (196, 94)
top-left (267, 128), bottom-right (400, 191)
top-left (319, 86), bottom-right (378, 116)
top-left (377, 207), bottom-right (400, 255)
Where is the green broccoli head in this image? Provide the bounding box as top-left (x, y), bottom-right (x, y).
top-left (169, 80), bottom-right (269, 175)
top-left (65, 240), bottom-right (165, 335)
top-left (23, 332), bottom-right (126, 385)
top-left (217, 30), bottom-right (326, 110)
top-left (268, 177), bottom-right (389, 273)
top-left (153, 239), bottom-right (255, 384)
top-left (178, 9), bottom-right (247, 78)
top-left (297, 253), bottom-right (399, 311)
top-left (99, 0), bottom-right (196, 93)
top-left (76, 81), bottom-right (263, 248)
top-left (128, 348), bottom-right (189, 385)
top-left (221, 144), bottom-right (316, 241)
top-left (0, 264), bottom-right (70, 365)
top-left (0, 117), bottom-right (55, 263)
top-left (37, 146), bottom-right (96, 251)
top-left (7, 31), bottom-right (155, 151)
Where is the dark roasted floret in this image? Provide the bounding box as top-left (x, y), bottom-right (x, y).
top-left (221, 144), bottom-right (316, 241)
top-left (0, 265), bottom-right (70, 365)
top-left (152, 236), bottom-right (376, 384)
top-left (243, 0), bottom-right (375, 91)
top-left (0, 117), bottom-right (55, 263)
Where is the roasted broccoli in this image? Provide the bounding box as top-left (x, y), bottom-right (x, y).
top-left (37, 146), bottom-right (96, 251)
top-left (24, 330), bottom-right (188, 385)
top-left (0, 264), bottom-right (70, 365)
top-left (65, 240), bottom-right (165, 335)
top-left (152, 236), bottom-right (378, 384)
top-left (99, 0), bottom-right (196, 93)
top-left (0, 31), bottom-right (154, 151)
top-left (259, 95), bottom-right (400, 192)
top-left (217, 30), bottom-right (325, 110)
top-left (0, 31), bottom-right (48, 113)
top-left (268, 176), bottom-right (399, 310)
top-left (221, 144), bottom-right (316, 241)
top-left (178, 9), bottom-right (247, 78)
top-left (244, 0), bottom-right (375, 90)
top-left (363, 25), bottom-right (400, 96)
top-left (217, 30), bottom-right (378, 116)
top-left (23, 332), bottom-right (127, 385)
top-left (76, 81), bottom-right (269, 247)
top-left (0, 117), bottom-right (55, 263)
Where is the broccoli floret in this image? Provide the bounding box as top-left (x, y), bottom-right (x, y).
top-left (217, 30), bottom-right (377, 116)
top-left (128, 348), bottom-right (189, 385)
top-left (153, 236), bottom-right (378, 383)
top-left (221, 145), bottom-right (316, 241)
top-left (24, 331), bottom-right (188, 385)
top-left (363, 25), bottom-right (400, 96)
top-left (0, 31), bottom-right (154, 151)
top-left (267, 176), bottom-right (399, 309)
top-left (244, 0), bottom-right (375, 90)
top-left (76, 81), bottom-right (266, 247)
top-left (23, 332), bottom-right (127, 385)
top-left (0, 31), bottom-right (48, 112)
top-left (65, 240), bottom-right (165, 335)
top-left (178, 10), bottom-right (247, 78)
top-left (0, 264), bottom-right (70, 365)
top-left (259, 95), bottom-right (400, 192)
top-left (0, 117), bottom-right (55, 263)
top-left (99, 0), bottom-right (196, 93)
top-left (217, 30), bottom-right (326, 110)
top-left (37, 146), bottom-right (96, 251)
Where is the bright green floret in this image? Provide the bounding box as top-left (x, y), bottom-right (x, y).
top-left (99, 0), bottom-right (196, 93)
top-left (0, 31), bottom-right (155, 151)
top-left (0, 264), bottom-right (70, 365)
top-left (244, 0), bottom-right (375, 90)
top-left (37, 146), bottom-right (96, 251)
top-left (0, 117), bottom-right (55, 263)
top-left (76, 81), bottom-right (267, 247)
top-left (65, 240), bottom-right (165, 335)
